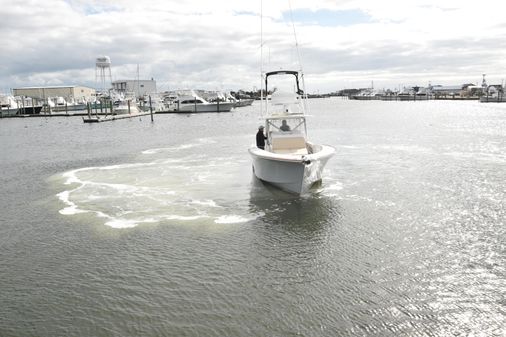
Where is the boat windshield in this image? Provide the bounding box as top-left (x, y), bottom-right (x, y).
top-left (266, 117), bottom-right (306, 135)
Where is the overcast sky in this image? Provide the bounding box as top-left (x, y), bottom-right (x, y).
top-left (1, 0), bottom-right (505, 93)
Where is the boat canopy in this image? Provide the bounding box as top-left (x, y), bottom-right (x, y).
top-left (265, 70), bottom-right (304, 95)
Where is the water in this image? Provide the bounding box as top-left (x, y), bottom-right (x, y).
top-left (1, 99), bottom-right (505, 336)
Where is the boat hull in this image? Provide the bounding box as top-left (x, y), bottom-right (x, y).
top-left (52, 104), bottom-right (87, 112)
top-left (234, 99), bottom-right (254, 107)
top-left (113, 107), bottom-right (141, 115)
top-left (0, 108), bottom-right (18, 116)
top-left (176, 102), bottom-right (235, 112)
top-left (18, 106), bottom-right (43, 114)
top-left (480, 96), bottom-right (506, 103)
top-left (249, 143), bottom-right (334, 194)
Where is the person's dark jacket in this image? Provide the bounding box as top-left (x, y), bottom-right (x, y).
top-left (256, 130), bottom-right (267, 149)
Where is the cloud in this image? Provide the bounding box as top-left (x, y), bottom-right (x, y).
top-left (1, 0), bottom-right (505, 93)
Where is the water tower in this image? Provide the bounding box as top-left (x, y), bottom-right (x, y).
top-left (95, 56), bottom-right (112, 93)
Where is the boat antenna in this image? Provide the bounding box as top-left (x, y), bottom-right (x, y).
top-left (287, 0), bottom-right (309, 114)
top-left (287, 0), bottom-right (303, 73)
top-left (260, 0), bottom-right (265, 117)
top-left (137, 63), bottom-right (140, 100)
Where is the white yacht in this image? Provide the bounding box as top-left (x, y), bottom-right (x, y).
top-left (113, 98), bottom-right (141, 114)
top-left (480, 85), bottom-right (506, 102)
top-left (0, 94), bottom-right (19, 115)
top-left (223, 92), bottom-right (254, 107)
top-left (50, 96), bottom-right (87, 112)
top-left (248, 70), bottom-right (335, 194)
top-left (171, 90), bottom-right (235, 112)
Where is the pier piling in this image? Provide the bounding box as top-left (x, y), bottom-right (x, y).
top-left (149, 95), bottom-right (154, 122)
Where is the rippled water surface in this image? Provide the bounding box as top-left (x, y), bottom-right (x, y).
top-left (1, 99), bottom-right (505, 336)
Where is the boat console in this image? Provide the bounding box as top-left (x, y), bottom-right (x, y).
top-left (269, 130), bottom-right (308, 155)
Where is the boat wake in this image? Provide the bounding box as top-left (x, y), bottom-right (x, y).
top-left (55, 142), bottom-right (255, 229)
top-left (141, 138), bottom-right (217, 154)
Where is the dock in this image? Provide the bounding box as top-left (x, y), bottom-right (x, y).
top-left (83, 112), bottom-right (153, 123)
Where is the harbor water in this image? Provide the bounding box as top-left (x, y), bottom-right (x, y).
top-left (1, 99), bottom-right (505, 336)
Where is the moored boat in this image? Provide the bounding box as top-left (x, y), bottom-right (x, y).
top-left (171, 90), bottom-right (235, 112)
top-left (0, 94), bottom-right (19, 116)
top-left (480, 94), bottom-right (506, 102)
top-left (234, 98), bottom-right (255, 107)
top-left (113, 99), bottom-right (141, 114)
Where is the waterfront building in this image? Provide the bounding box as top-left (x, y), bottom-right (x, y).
top-left (112, 79), bottom-right (157, 98)
top-left (431, 85), bottom-right (464, 97)
top-left (12, 86), bottom-right (95, 102)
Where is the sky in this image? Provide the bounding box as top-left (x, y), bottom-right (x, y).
top-left (1, 0), bottom-right (506, 93)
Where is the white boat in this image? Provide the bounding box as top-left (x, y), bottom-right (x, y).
top-left (480, 85), bottom-right (506, 102)
top-left (0, 94), bottom-right (19, 116)
top-left (221, 92), bottom-right (254, 107)
top-left (139, 93), bottom-right (167, 112)
top-left (248, 70), bottom-right (335, 194)
top-left (50, 96), bottom-right (87, 112)
top-left (234, 98), bottom-right (254, 107)
top-left (480, 95), bottom-right (506, 102)
top-left (13, 96), bottom-right (43, 114)
top-left (113, 99), bottom-right (141, 114)
top-left (172, 90), bottom-right (235, 112)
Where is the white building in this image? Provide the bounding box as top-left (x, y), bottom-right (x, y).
top-left (431, 85), bottom-right (464, 96)
top-left (112, 79), bottom-right (157, 98)
top-left (12, 85), bottom-right (95, 101)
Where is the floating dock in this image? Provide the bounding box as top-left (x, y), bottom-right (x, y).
top-left (83, 112), bottom-right (153, 123)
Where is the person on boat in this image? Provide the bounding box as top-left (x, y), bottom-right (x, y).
top-left (256, 125), bottom-right (267, 150)
top-left (280, 119), bottom-right (291, 131)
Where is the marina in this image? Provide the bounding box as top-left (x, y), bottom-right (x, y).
top-left (0, 94), bottom-right (253, 119)
top-left (2, 77), bottom-right (503, 120)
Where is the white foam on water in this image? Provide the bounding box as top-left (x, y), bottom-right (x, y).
top-left (141, 148), bottom-right (166, 155)
top-left (314, 177), bottom-right (344, 197)
top-left (57, 190), bottom-right (88, 215)
top-left (142, 138), bottom-right (217, 155)
top-left (56, 180), bottom-right (92, 215)
top-left (58, 183), bottom-right (116, 221)
top-left (325, 182), bottom-right (344, 191)
top-left (190, 199), bottom-right (221, 208)
top-left (104, 218), bottom-right (159, 229)
top-left (61, 161), bottom-right (157, 185)
top-left (62, 169), bottom-right (83, 185)
top-left (214, 215), bottom-right (251, 224)
top-left (165, 215), bottom-right (207, 221)
top-left (55, 139), bottom-right (253, 229)
top-left (104, 213), bottom-right (211, 229)
top-left (104, 219), bottom-right (139, 229)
